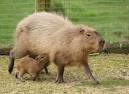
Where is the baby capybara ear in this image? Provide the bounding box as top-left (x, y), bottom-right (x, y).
top-left (35, 55), bottom-right (41, 61)
top-left (35, 54), bottom-right (48, 62)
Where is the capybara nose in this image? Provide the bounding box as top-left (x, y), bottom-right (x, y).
top-left (99, 39), bottom-right (105, 47)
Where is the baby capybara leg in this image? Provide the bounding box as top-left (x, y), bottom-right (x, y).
top-left (30, 73), bottom-right (38, 81)
top-left (15, 71), bottom-right (19, 79)
top-left (82, 63), bottom-right (99, 85)
top-left (55, 65), bottom-right (65, 83)
top-left (19, 71), bottom-right (25, 82)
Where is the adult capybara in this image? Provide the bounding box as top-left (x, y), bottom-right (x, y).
top-left (15, 54), bottom-right (49, 81)
top-left (8, 12), bottom-right (104, 84)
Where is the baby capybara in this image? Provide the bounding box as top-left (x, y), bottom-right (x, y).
top-left (9, 12), bottom-right (104, 84)
top-left (15, 54), bottom-right (49, 81)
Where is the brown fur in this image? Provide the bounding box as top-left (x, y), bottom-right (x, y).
top-left (15, 54), bottom-right (49, 81)
top-left (9, 12), bottom-right (104, 84)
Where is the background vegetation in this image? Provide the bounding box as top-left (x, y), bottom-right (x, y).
top-left (0, 0), bottom-right (129, 46)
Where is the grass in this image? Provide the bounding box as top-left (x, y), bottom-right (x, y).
top-left (0, 0), bottom-right (129, 46)
top-left (0, 54), bottom-right (129, 94)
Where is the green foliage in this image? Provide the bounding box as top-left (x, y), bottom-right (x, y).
top-left (0, 0), bottom-right (128, 46)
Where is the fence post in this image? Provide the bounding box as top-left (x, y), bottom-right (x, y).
top-left (35, 0), bottom-right (51, 12)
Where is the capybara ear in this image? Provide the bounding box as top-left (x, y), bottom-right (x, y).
top-left (77, 25), bottom-right (86, 34)
top-left (79, 28), bottom-right (85, 34)
top-left (35, 56), bottom-right (38, 61)
top-left (35, 55), bottom-right (45, 62)
top-left (79, 27), bottom-right (85, 34)
top-left (35, 55), bottom-right (41, 61)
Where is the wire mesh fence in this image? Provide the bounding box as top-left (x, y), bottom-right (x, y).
top-left (0, 0), bottom-right (129, 48)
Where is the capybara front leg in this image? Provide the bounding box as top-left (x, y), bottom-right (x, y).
top-left (55, 65), bottom-right (65, 83)
top-left (32, 74), bottom-right (38, 81)
top-left (83, 63), bottom-right (99, 85)
top-left (19, 72), bottom-right (25, 82)
top-left (44, 66), bottom-right (49, 74)
top-left (8, 49), bottom-right (15, 74)
top-left (44, 62), bottom-right (49, 74)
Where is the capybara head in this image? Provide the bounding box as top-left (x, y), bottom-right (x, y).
top-left (35, 54), bottom-right (49, 63)
top-left (77, 25), bottom-right (105, 53)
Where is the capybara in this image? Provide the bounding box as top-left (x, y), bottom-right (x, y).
top-left (15, 54), bottom-right (49, 81)
top-left (24, 53), bottom-right (50, 74)
top-left (8, 12), bottom-right (104, 84)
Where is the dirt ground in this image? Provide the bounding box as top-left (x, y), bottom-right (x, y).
top-left (0, 54), bottom-right (129, 94)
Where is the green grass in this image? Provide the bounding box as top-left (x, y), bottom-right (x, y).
top-left (0, 0), bottom-right (129, 46)
top-left (0, 54), bottom-right (129, 94)
top-left (0, 0), bottom-right (35, 45)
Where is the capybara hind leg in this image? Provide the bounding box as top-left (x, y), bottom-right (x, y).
top-left (8, 49), bottom-right (15, 74)
top-left (15, 48), bottom-right (28, 59)
top-left (55, 65), bottom-right (65, 83)
top-left (83, 63), bottom-right (99, 85)
top-left (8, 48), bottom-right (28, 74)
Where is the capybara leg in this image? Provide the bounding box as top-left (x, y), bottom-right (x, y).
top-left (55, 65), bottom-right (65, 83)
top-left (44, 66), bottom-right (49, 74)
top-left (8, 49), bottom-right (15, 74)
top-left (19, 71), bottom-right (25, 82)
top-left (33, 75), bottom-right (38, 81)
top-left (83, 63), bottom-right (99, 85)
top-left (43, 62), bottom-right (49, 74)
top-left (15, 71), bottom-right (19, 79)
top-left (31, 73), bottom-right (38, 81)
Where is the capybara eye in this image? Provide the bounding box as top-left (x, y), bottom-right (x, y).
top-left (87, 34), bottom-right (91, 36)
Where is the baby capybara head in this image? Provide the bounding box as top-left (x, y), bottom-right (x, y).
top-left (77, 25), bottom-right (105, 53)
top-left (35, 54), bottom-right (49, 63)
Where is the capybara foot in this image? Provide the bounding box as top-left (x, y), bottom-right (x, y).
top-left (33, 78), bottom-right (37, 81)
top-left (33, 75), bottom-right (38, 81)
top-left (93, 80), bottom-right (100, 85)
top-left (55, 78), bottom-right (65, 84)
top-left (40, 70), bottom-right (49, 75)
top-left (45, 72), bottom-right (49, 75)
top-left (40, 71), bottom-right (45, 74)
top-left (15, 74), bottom-right (18, 79)
top-left (19, 78), bottom-right (25, 82)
